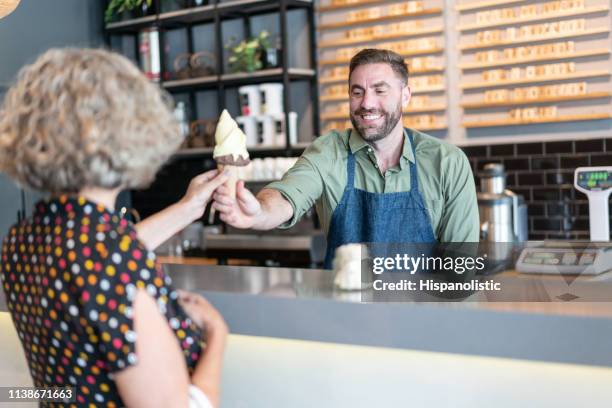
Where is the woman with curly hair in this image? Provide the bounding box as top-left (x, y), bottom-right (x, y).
top-left (0, 48), bottom-right (228, 407)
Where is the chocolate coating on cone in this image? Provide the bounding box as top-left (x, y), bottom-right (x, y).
top-left (215, 154), bottom-right (250, 166)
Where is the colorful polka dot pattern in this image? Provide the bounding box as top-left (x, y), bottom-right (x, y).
top-left (1, 196), bottom-right (204, 407)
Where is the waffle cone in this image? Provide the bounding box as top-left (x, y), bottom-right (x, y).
top-left (217, 164), bottom-right (239, 199)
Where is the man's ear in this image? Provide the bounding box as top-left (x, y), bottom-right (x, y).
top-left (402, 84), bottom-right (411, 108)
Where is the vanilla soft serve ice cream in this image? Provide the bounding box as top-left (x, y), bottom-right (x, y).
top-left (213, 109), bottom-right (250, 165)
top-left (213, 110), bottom-right (250, 199)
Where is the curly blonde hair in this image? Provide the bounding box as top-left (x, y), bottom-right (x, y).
top-left (0, 48), bottom-right (182, 193)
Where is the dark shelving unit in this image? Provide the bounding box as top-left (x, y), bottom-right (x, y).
top-left (103, 0), bottom-right (320, 233)
top-left (103, 0), bottom-right (320, 158)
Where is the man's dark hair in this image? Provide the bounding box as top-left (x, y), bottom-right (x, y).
top-left (349, 48), bottom-right (409, 85)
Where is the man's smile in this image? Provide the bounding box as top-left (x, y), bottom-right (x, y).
top-left (355, 111), bottom-right (385, 125)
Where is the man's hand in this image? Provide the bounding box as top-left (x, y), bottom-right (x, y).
top-left (179, 170), bottom-right (229, 220)
top-left (212, 180), bottom-right (262, 229)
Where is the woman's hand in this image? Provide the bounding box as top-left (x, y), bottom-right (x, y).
top-left (179, 170), bottom-right (229, 220)
top-left (177, 289), bottom-right (229, 337)
top-left (179, 290), bottom-right (227, 408)
top-left (134, 170), bottom-right (228, 251)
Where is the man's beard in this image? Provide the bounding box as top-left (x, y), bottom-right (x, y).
top-left (350, 103), bottom-right (402, 143)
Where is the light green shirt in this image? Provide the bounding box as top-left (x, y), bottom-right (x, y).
top-left (266, 128), bottom-right (479, 242)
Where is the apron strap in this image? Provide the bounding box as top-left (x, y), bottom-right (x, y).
top-left (407, 131), bottom-right (419, 191)
top-left (346, 130), bottom-right (356, 189)
top-left (347, 150), bottom-right (356, 188)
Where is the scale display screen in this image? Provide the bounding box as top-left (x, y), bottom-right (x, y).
top-left (576, 170), bottom-right (612, 191)
top-left (521, 250), bottom-right (594, 266)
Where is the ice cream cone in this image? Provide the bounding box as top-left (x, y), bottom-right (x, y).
top-left (218, 164), bottom-right (239, 200)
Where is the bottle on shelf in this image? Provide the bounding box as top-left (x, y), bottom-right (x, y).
top-left (139, 27), bottom-right (161, 82)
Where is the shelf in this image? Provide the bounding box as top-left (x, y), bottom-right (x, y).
top-left (221, 67), bottom-right (315, 83)
top-left (320, 85), bottom-right (445, 101)
top-left (106, 0), bottom-right (314, 32)
top-left (321, 105), bottom-right (447, 120)
top-left (319, 67), bottom-right (444, 84)
top-left (463, 113), bottom-right (612, 128)
top-left (408, 124), bottom-right (447, 131)
top-left (461, 92), bottom-right (612, 109)
top-left (290, 142), bottom-right (312, 150)
top-left (459, 28), bottom-right (610, 51)
top-left (173, 144), bottom-right (305, 159)
top-left (319, 48), bottom-right (444, 66)
top-left (320, 94), bottom-right (348, 101)
top-left (318, 26), bottom-right (443, 48)
top-left (105, 15), bottom-right (157, 34)
top-left (217, 0), bottom-right (313, 17)
top-left (163, 75), bottom-right (219, 91)
top-left (407, 86), bottom-right (446, 94)
top-left (173, 142), bottom-right (309, 159)
top-left (460, 49), bottom-right (611, 70)
top-left (319, 76), bottom-right (346, 84)
top-left (157, 4), bottom-right (216, 26)
top-left (318, 0), bottom-right (388, 12)
top-left (461, 70), bottom-right (611, 90)
top-left (458, 5), bottom-right (610, 32)
top-left (163, 68), bottom-right (316, 91)
top-left (319, 76), bottom-right (347, 84)
top-left (317, 8), bottom-right (443, 30)
top-left (456, 0), bottom-right (527, 12)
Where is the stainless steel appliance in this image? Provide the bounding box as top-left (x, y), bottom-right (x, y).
top-left (477, 163), bottom-right (528, 273)
top-left (478, 163), bottom-right (528, 243)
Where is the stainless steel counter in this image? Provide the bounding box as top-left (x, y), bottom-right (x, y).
top-left (2, 263), bottom-right (611, 367)
top-left (164, 264), bottom-right (612, 368)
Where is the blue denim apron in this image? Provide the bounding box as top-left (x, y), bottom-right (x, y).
top-left (323, 130), bottom-right (437, 269)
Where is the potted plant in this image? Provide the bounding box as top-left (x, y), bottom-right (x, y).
top-left (226, 31), bottom-right (272, 73)
top-left (105, 0), bottom-right (155, 23)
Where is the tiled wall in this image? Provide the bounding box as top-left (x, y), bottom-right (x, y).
top-left (461, 137), bottom-right (612, 240)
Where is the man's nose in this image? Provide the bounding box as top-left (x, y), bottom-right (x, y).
top-left (360, 90), bottom-right (377, 110)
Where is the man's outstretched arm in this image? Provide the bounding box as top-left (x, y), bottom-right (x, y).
top-left (212, 182), bottom-right (294, 230)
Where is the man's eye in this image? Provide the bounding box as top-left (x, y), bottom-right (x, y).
top-left (352, 90), bottom-right (363, 97)
top-left (376, 89), bottom-right (387, 95)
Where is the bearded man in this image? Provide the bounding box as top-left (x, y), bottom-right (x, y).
top-left (213, 48), bottom-right (479, 268)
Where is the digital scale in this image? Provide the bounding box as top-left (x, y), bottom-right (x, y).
top-left (516, 166), bottom-right (612, 275)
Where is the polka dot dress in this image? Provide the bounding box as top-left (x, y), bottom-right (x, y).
top-left (1, 196), bottom-right (204, 407)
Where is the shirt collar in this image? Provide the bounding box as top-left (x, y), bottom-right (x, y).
top-left (348, 128), bottom-right (415, 164)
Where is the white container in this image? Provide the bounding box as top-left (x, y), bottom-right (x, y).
top-left (273, 158), bottom-right (285, 180)
top-left (256, 115), bottom-right (276, 146)
top-left (236, 115), bottom-right (258, 147)
top-left (263, 157), bottom-right (276, 180)
top-left (251, 159), bottom-right (264, 181)
top-left (272, 112), bottom-right (298, 146)
top-left (173, 102), bottom-right (189, 138)
top-left (238, 85), bottom-right (261, 116)
top-left (259, 83), bottom-right (284, 115)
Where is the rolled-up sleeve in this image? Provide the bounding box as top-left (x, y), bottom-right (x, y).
top-left (265, 143), bottom-right (327, 229)
top-left (438, 149), bottom-right (480, 242)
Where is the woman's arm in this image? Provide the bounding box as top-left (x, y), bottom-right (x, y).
top-left (135, 170), bottom-right (228, 250)
top-left (113, 289), bottom-right (191, 407)
top-left (178, 290), bottom-right (228, 407)
top-left (114, 289), bottom-right (227, 407)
